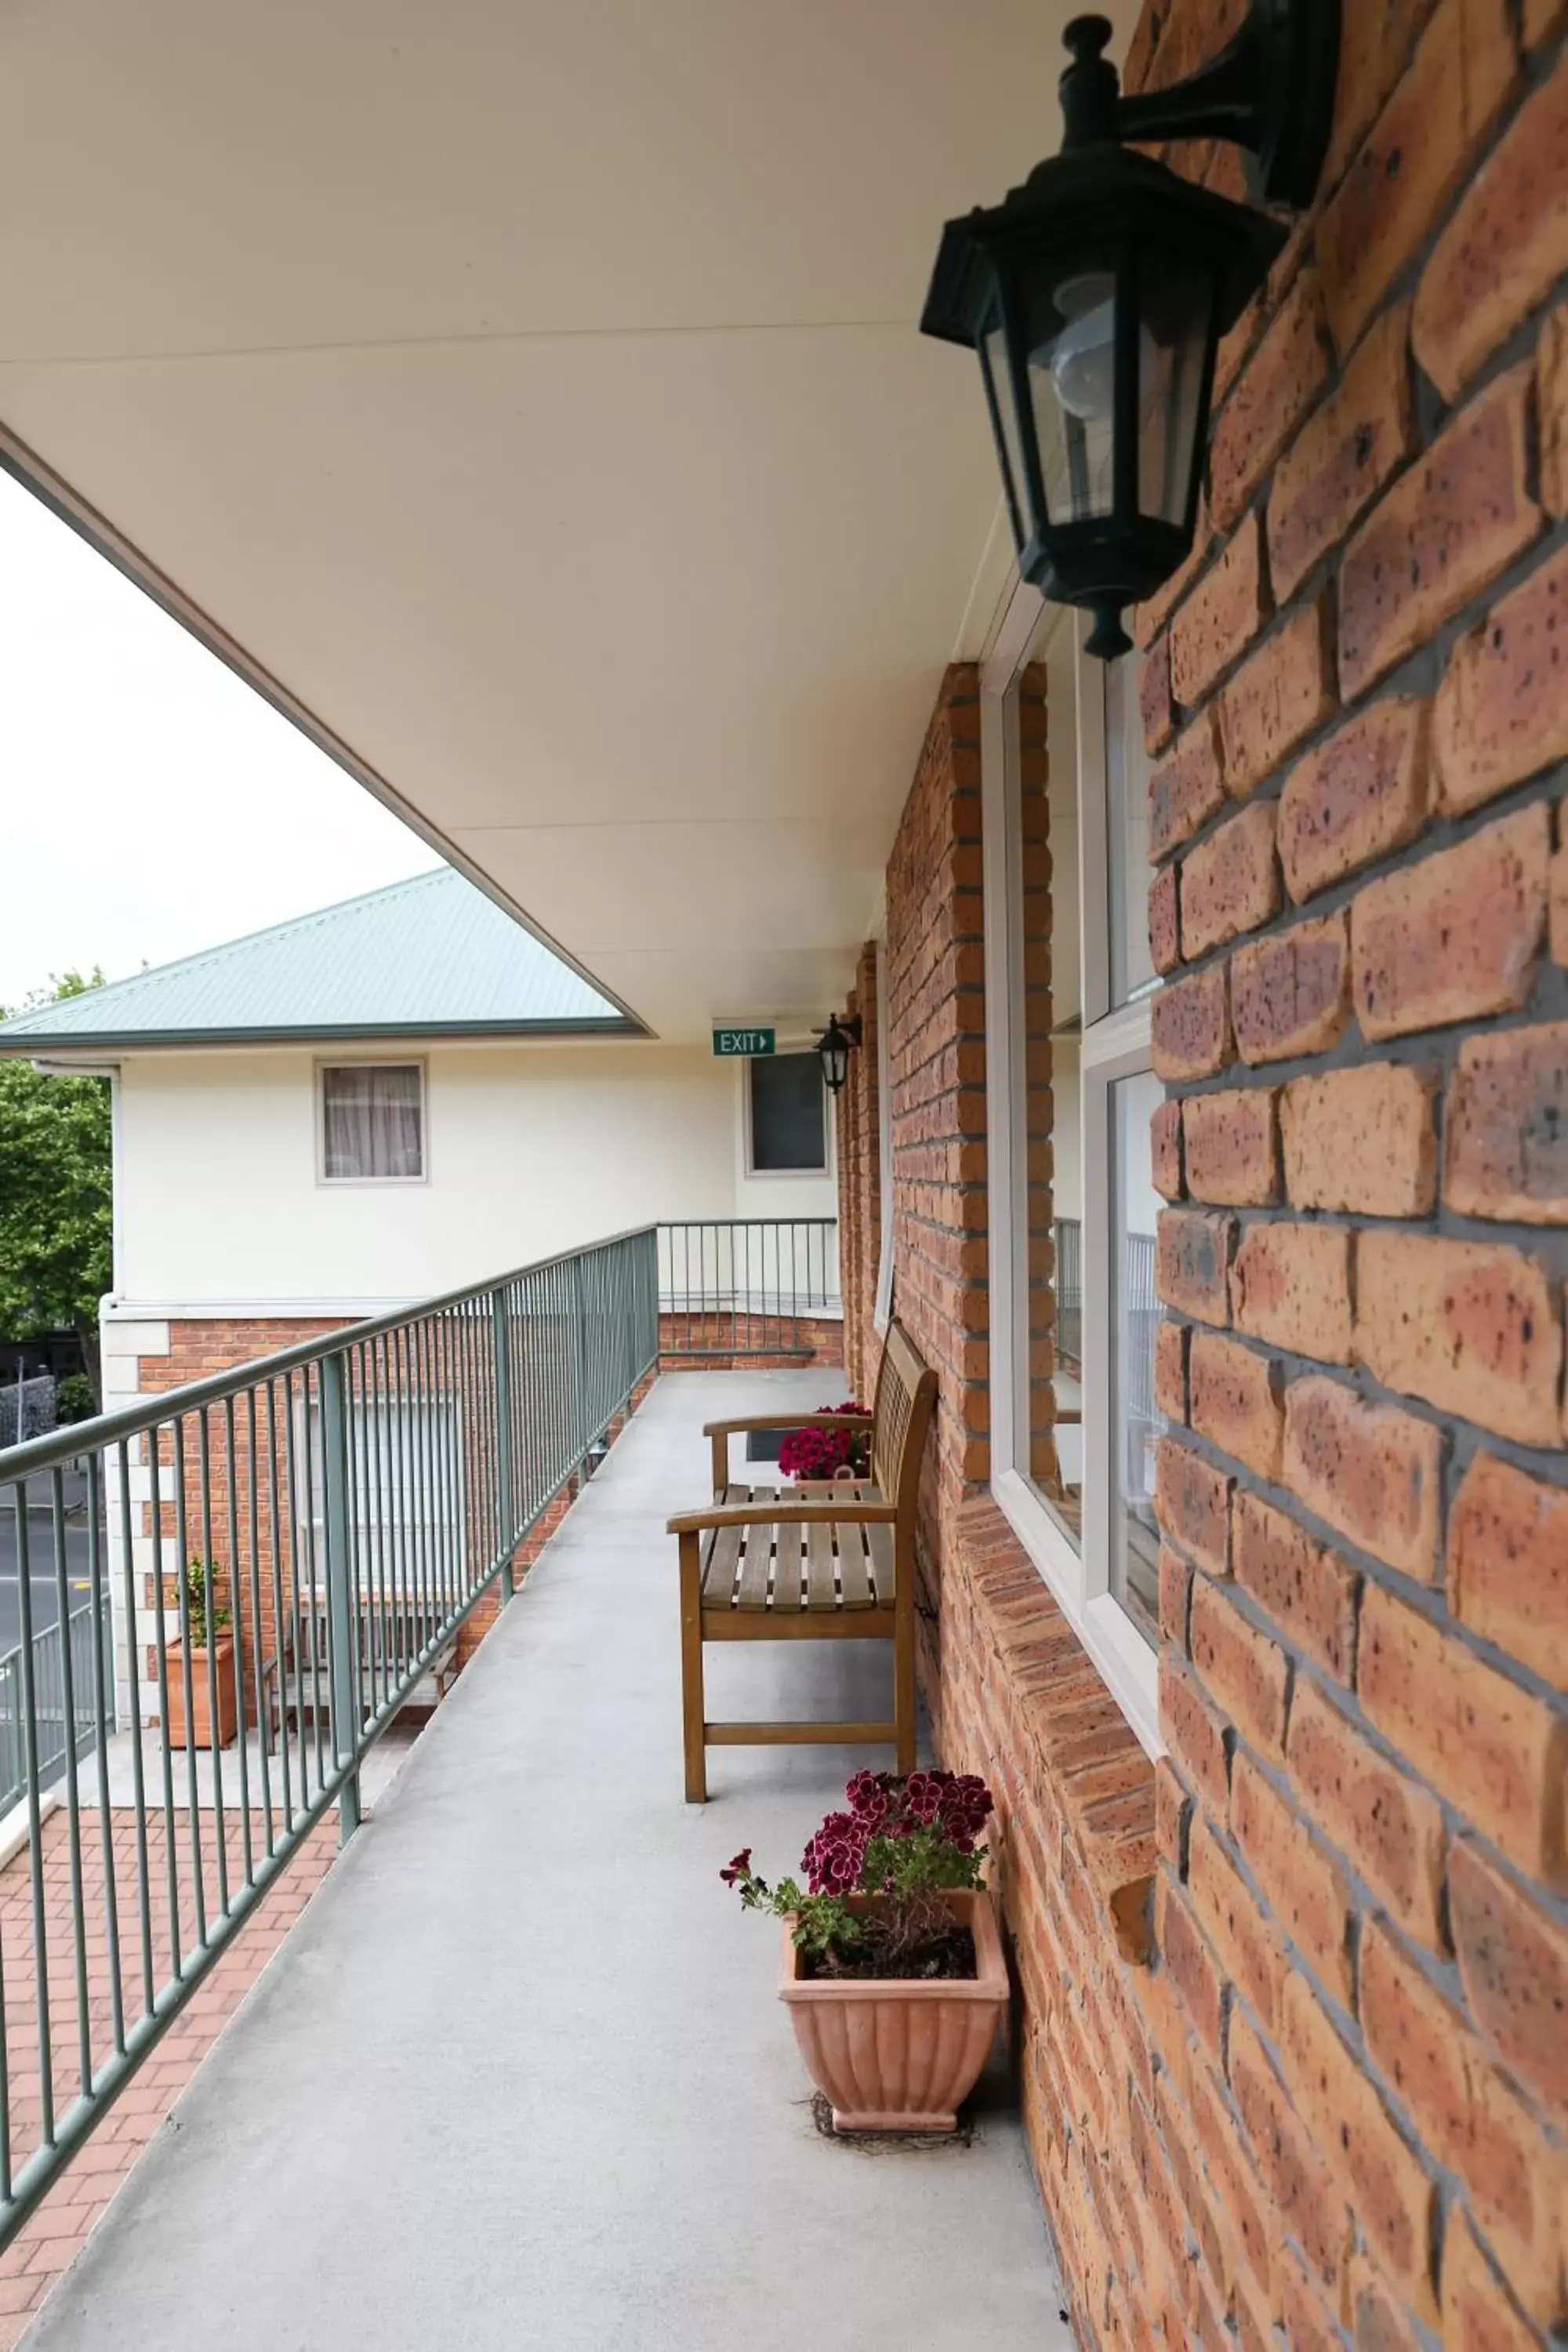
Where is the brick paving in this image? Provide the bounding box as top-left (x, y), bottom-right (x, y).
top-left (0, 1806), bottom-right (338, 2344)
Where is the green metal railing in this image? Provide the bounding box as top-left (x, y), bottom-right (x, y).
top-left (657, 1218), bottom-right (840, 1359)
top-left (0, 1226), bottom-right (659, 2249)
top-left (0, 1593), bottom-right (116, 1817)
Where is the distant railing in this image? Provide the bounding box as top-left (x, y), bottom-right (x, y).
top-left (657, 1220), bottom-right (840, 1360)
top-left (0, 1592), bottom-right (115, 1818)
top-left (1121, 1229), bottom-right (1160, 1430)
top-left (0, 1225), bottom-right (659, 2249)
top-left (1054, 1218), bottom-right (1082, 1376)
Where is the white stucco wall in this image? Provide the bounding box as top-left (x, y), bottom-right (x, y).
top-left (113, 1041), bottom-right (837, 1307)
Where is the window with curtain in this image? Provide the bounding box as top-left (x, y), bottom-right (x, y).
top-left (321, 1064), bottom-right (425, 1181)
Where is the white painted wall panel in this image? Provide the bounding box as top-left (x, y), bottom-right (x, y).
top-left (115, 1044), bottom-right (835, 1305)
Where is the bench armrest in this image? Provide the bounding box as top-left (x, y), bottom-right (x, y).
top-left (668, 1498), bottom-right (898, 1537)
top-left (701, 1413), bottom-right (873, 1437)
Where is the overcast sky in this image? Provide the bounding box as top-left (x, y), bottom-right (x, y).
top-left (0, 468), bottom-right (440, 1012)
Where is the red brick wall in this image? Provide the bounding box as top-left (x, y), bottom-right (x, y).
top-left (657, 1312), bottom-right (843, 1371)
top-left (880, 666), bottom-right (992, 1610)
top-left (837, 940), bottom-right (882, 1404)
top-left (1134, 3), bottom-right (1568, 2344)
top-left (844, 11), bottom-right (1568, 2347)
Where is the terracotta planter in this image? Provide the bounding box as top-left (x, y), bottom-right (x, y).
top-left (165, 1639), bottom-right (238, 1751)
top-left (779, 1889), bottom-right (1007, 2132)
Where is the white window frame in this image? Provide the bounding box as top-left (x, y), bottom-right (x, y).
top-left (742, 1047), bottom-right (831, 1178)
top-left (316, 1058), bottom-right (429, 1187)
top-left (982, 583), bottom-right (1160, 1757)
top-left (873, 935), bottom-right (895, 1333)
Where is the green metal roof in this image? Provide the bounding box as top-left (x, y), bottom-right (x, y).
top-left (0, 869), bottom-right (633, 1051)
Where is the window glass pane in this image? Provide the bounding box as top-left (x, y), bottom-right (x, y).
top-left (981, 313), bottom-right (1027, 549)
top-left (1025, 269), bottom-right (1116, 524)
top-left (321, 1065), bottom-right (423, 1180)
top-left (1104, 653), bottom-right (1156, 1007)
top-left (1018, 607), bottom-right (1081, 1548)
top-left (1111, 1069), bottom-right (1165, 1646)
top-left (1138, 260), bottom-right (1214, 525)
top-left (750, 1052), bottom-right (826, 1172)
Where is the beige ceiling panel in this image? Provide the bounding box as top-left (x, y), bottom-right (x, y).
top-left (1, 2), bottom-right (1136, 361)
top-left (1, 0), bottom-right (1139, 1037)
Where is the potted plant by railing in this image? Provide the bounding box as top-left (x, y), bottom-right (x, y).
top-left (723, 1769), bottom-right (1006, 2131)
top-left (776, 1402), bottom-right (870, 1484)
top-left (165, 1557), bottom-right (237, 1751)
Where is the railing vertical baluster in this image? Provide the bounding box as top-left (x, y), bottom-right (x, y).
top-left (395, 1335), bottom-right (413, 1682)
top-left (318, 1352), bottom-right (360, 1846)
top-left (412, 1321), bottom-right (433, 1641)
top-left (264, 1381), bottom-right (292, 1831)
top-left (11, 1487), bottom-right (54, 2147)
top-left (343, 1352), bottom-right (366, 1734)
top-left (49, 1468), bottom-right (93, 2098)
top-left (434, 1316), bottom-right (455, 1624)
top-left (571, 1254), bottom-right (587, 1479)
top-left (245, 1389), bottom-right (273, 1859)
top-left (0, 1861), bottom-right (12, 2205)
top-left (293, 1370), bottom-right (325, 1800)
top-left (364, 1343), bottom-right (386, 1721)
top-left (172, 1417), bottom-right (206, 1952)
top-left (410, 1326), bottom-right (428, 1661)
top-left (196, 1409), bottom-right (230, 1918)
top-left (86, 1449), bottom-right (125, 2060)
top-left (223, 1397), bottom-right (252, 1893)
top-left (492, 1289), bottom-right (516, 1599)
top-left (117, 1437), bottom-right (155, 2019)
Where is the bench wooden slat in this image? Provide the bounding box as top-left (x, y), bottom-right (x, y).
top-left (805, 1518), bottom-right (837, 1610)
top-left (700, 1483), bottom-right (752, 1606)
top-left (838, 1521), bottom-right (873, 1610)
top-left (735, 1511), bottom-right (774, 1610)
top-left (773, 1518), bottom-right (807, 1611)
top-left (865, 1518), bottom-right (895, 1602)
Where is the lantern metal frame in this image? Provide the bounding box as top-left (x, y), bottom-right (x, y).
top-left (816, 1013), bottom-right (862, 1096)
top-left (920, 2), bottom-right (1340, 658)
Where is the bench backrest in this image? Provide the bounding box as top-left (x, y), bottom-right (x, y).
top-left (869, 1319), bottom-right (938, 1533)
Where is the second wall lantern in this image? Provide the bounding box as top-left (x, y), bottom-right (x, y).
top-left (920, 2), bottom-right (1341, 659)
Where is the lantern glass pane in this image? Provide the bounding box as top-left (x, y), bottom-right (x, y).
top-left (1137, 260), bottom-right (1214, 526)
top-left (1025, 267), bottom-right (1117, 523)
top-left (981, 314), bottom-right (1029, 546)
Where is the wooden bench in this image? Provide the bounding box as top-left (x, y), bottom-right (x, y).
top-left (666, 1321), bottom-right (937, 1802)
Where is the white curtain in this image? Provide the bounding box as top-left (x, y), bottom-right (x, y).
top-left (322, 1065), bottom-right (423, 1179)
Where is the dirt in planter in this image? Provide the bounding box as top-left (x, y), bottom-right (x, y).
top-left (800, 1926), bottom-right (977, 1982)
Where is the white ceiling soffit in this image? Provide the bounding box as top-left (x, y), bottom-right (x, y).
top-left (0, 0), bottom-right (1137, 1040)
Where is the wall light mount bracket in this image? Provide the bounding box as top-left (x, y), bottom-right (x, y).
top-left (1062, 0), bottom-right (1340, 209)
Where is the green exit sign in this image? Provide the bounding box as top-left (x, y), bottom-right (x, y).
top-left (713, 1026), bottom-right (775, 1058)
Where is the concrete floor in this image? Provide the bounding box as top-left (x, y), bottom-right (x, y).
top-left (26, 1371), bottom-right (1071, 2352)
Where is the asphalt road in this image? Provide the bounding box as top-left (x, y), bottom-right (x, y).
top-left (0, 1472), bottom-right (96, 1655)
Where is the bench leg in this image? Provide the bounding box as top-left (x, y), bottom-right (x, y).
top-left (894, 1597), bottom-right (916, 1776)
top-left (678, 1532), bottom-right (707, 1803)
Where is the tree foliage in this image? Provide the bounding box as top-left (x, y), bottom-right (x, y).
top-left (0, 970), bottom-right (112, 1396)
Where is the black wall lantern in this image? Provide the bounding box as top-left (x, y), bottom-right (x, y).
top-left (920, 2), bottom-right (1340, 659)
top-left (817, 1014), bottom-right (862, 1096)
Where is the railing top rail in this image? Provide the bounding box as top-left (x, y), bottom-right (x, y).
top-left (0, 1224), bottom-right (659, 1483)
top-left (659, 1218), bottom-right (837, 1227)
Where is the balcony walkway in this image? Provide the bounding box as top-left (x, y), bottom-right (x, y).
top-left (25, 1371), bottom-right (1070, 2351)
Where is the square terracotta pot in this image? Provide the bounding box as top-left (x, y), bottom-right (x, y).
top-left (779, 1889), bottom-right (1007, 2132)
top-left (165, 1639), bottom-right (239, 1751)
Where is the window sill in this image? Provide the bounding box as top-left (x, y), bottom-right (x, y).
top-left (946, 1494), bottom-right (1158, 1965)
top-left (991, 1467), bottom-right (1162, 1760)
